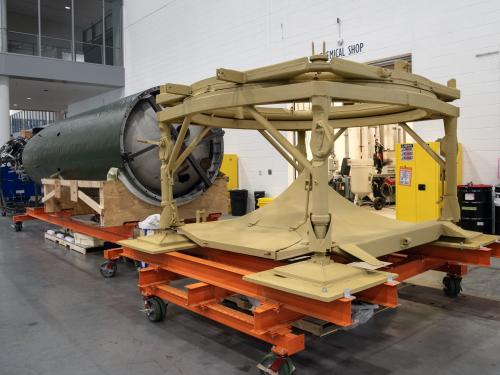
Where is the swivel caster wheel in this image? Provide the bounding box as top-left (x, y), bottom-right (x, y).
top-left (443, 275), bottom-right (462, 297)
top-left (99, 260), bottom-right (117, 278)
top-left (257, 353), bottom-right (295, 375)
top-left (373, 197), bottom-right (385, 211)
top-left (13, 222), bottom-right (22, 232)
top-left (144, 296), bottom-right (167, 323)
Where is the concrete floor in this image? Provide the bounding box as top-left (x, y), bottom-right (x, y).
top-left (0, 217), bottom-right (499, 375)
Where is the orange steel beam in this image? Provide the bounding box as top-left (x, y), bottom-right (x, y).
top-left (356, 282), bottom-right (399, 307)
top-left (138, 267), bottom-right (305, 356)
top-left (434, 263), bottom-right (468, 277)
top-left (101, 239), bottom-right (499, 345)
top-left (198, 248), bottom-right (401, 306)
top-left (385, 256), bottom-right (446, 281)
top-left (406, 244), bottom-right (492, 266)
top-left (106, 243), bottom-right (496, 315)
top-left (120, 246), bottom-right (353, 326)
top-left (104, 248), bottom-right (125, 260)
top-left (14, 207), bottom-right (134, 243)
top-left (488, 241), bottom-right (500, 258)
top-left (186, 247), bottom-right (283, 273)
top-left (102, 240), bottom-right (500, 358)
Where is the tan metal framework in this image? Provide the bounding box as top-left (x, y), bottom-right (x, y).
top-left (154, 51), bottom-right (462, 247)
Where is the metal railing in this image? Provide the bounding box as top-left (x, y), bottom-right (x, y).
top-left (10, 110), bottom-right (60, 134)
top-left (6, 30), bottom-right (121, 65)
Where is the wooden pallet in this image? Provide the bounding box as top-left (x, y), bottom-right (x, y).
top-left (44, 233), bottom-right (98, 255)
top-left (41, 176), bottom-right (229, 227)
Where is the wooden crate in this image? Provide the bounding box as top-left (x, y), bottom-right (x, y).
top-left (20, 130), bottom-right (33, 139)
top-left (41, 177), bottom-right (229, 227)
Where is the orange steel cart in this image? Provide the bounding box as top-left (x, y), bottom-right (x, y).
top-left (100, 240), bottom-right (499, 373)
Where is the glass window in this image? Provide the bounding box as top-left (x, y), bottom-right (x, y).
top-left (40, 0), bottom-right (72, 59)
top-left (5, 0), bottom-right (122, 65)
top-left (74, 0), bottom-right (104, 64)
top-left (104, 0), bottom-right (122, 66)
top-left (6, 0), bottom-right (39, 55)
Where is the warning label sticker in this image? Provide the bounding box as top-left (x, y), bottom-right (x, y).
top-left (400, 144), bottom-right (414, 161)
top-left (399, 167), bottom-right (412, 186)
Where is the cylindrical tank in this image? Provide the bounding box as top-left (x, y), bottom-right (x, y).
top-left (457, 184), bottom-right (492, 234)
top-left (349, 160), bottom-right (374, 197)
top-left (23, 88), bottom-right (223, 206)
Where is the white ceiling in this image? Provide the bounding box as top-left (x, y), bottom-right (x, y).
top-left (10, 78), bottom-right (117, 111)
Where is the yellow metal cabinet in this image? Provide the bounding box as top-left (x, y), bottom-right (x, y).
top-left (396, 142), bottom-right (462, 222)
top-left (220, 154), bottom-right (238, 190)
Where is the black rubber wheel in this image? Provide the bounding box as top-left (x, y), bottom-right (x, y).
top-left (443, 276), bottom-right (462, 297)
top-left (14, 222), bottom-right (22, 232)
top-left (151, 296), bottom-right (167, 319)
top-left (373, 197), bottom-right (384, 211)
top-left (145, 297), bottom-right (166, 323)
top-left (99, 261), bottom-right (117, 278)
top-left (258, 353), bottom-right (294, 375)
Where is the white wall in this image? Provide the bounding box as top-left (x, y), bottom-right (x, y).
top-left (69, 0), bottom-right (500, 198)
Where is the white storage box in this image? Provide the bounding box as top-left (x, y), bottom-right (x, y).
top-left (73, 233), bottom-right (104, 247)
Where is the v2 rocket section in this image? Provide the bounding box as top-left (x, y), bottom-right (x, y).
top-left (22, 88), bottom-right (223, 206)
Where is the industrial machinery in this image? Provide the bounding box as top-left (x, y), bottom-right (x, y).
top-left (0, 137), bottom-right (28, 176)
top-left (348, 159), bottom-right (385, 210)
top-left (0, 138), bottom-right (41, 215)
top-left (22, 88), bottom-right (224, 206)
top-left (330, 156), bottom-right (395, 208)
top-left (14, 51), bottom-right (500, 374)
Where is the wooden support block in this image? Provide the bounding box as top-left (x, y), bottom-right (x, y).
top-left (40, 177), bottom-right (228, 226)
top-left (70, 181), bottom-right (78, 202)
top-left (176, 177), bottom-right (229, 220)
top-left (76, 181), bottom-right (104, 188)
top-left (77, 190), bottom-right (103, 214)
top-left (41, 189), bottom-right (55, 203)
top-left (54, 180), bottom-right (61, 199)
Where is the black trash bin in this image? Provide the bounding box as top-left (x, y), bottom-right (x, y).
top-left (457, 184), bottom-right (492, 234)
top-left (254, 191), bottom-right (265, 210)
top-left (230, 189), bottom-right (248, 216)
top-left (495, 185), bottom-right (500, 234)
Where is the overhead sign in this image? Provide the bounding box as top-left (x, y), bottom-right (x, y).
top-left (328, 42), bottom-right (365, 59)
